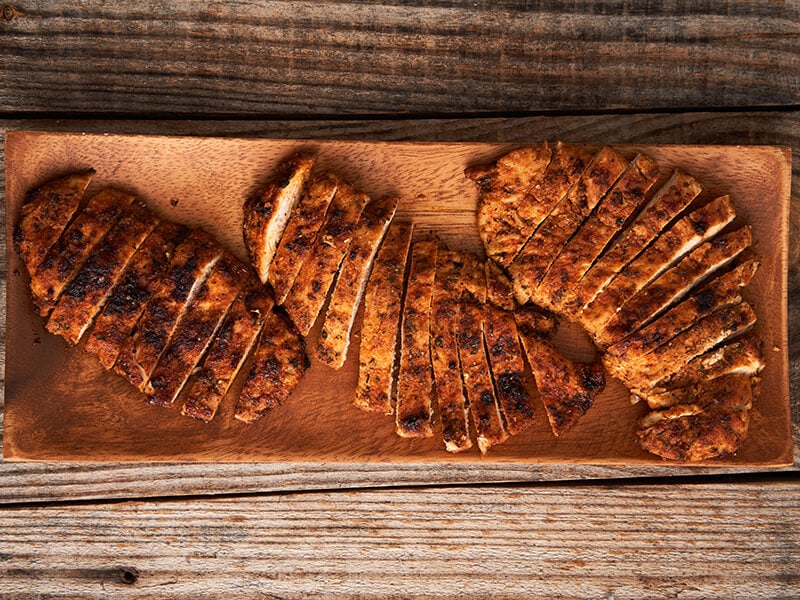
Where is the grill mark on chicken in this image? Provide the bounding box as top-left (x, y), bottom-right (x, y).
top-left (568, 170), bottom-right (703, 315)
top-left (46, 203), bottom-right (159, 345)
top-left (269, 173), bottom-right (339, 305)
top-left (13, 170), bottom-right (94, 276)
top-left (283, 181), bottom-right (370, 336)
top-left (466, 143), bottom-right (553, 267)
top-left (144, 254), bottom-right (246, 407)
top-left (316, 196), bottom-right (398, 369)
top-left (114, 229), bottom-right (222, 392)
top-left (484, 302), bottom-right (535, 436)
top-left (182, 279), bottom-right (274, 422)
top-left (235, 310), bottom-right (309, 423)
top-left (485, 260), bottom-right (515, 311)
top-left (547, 155), bottom-right (661, 314)
top-left (660, 336), bottom-right (764, 392)
top-left (29, 188), bottom-right (136, 317)
top-left (512, 146), bottom-right (629, 306)
top-left (458, 291), bottom-right (509, 454)
top-left (395, 239), bottom-right (438, 438)
top-left (243, 152), bottom-right (316, 284)
top-left (84, 221), bottom-right (188, 370)
top-left (583, 195), bottom-right (737, 343)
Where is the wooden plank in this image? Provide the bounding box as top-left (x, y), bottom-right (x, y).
top-left (0, 2), bottom-right (798, 114)
top-left (0, 481), bottom-right (798, 597)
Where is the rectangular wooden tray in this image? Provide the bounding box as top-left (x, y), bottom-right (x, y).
top-left (3, 131), bottom-right (793, 466)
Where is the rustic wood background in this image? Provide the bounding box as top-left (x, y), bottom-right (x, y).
top-left (1, 1), bottom-right (799, 597)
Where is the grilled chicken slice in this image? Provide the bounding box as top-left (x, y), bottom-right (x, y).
top-left (485, 260), bottom-right (515, 310)
top-left (354, 221), bottom-right (413, 414)
top-left (29, 187), bottom-right (136, 317)
top-left (316, 196), bottom-right (398, 369)
top-left (458, 291), bottom-right (509, 454)
top-left (568, 170), bottom-right (703, 317)
top-left (182, 279), bottom-right (274, 422)
top-left (243, 152), bottom-right (316, 284)
top-left (584, 195), bottom-right (737, 343)
top-left (604, 259), bottom-right (759, 373)
top-left (513, 303), bottom-right (559, 340)
top-left (84, 221), bottom-right (188, 369)
top-left (395, 239), bottom-right (438, 438)
top-left (430, 250), bottom-right (472, 452)
top-left (466, 143), bottom-right (553, 267)
top-left (46, 203), bottom-right (159, 344)
top-left (13, 169), bottom-right (94, 275)
top-left (660, 336), bottom-right (764, 392)
top-left (600, 226), bottom-right (753, 348)
top-left (545, 155), bottom-right (661, 313)
top-left (235, 310), bottom-right (309, 423)
top-left (639, 373), bottom-right (756, 411)
top-left (269, 173), bottom-right (339, 304)
top-left (144, 254), bottom-right (246, 406)
top-left (512, 146), bottom-right (629, 305)
top-left (483, 302), bottom-right (535, 436)
top-left (283, 181), bottom-right (370, 336)
top-left (516, 324), bottom-right (605, 437)
top-left (114, 229), bottom-right (222, 391)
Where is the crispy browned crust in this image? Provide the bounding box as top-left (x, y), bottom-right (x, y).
top-left (316, 196), bottom-right (398, 369)
top-left (243, 152), bottom-right (316, 284)
top-left (144, 253), bottom-right (247, 407)
top-left (46, 203), bottom-right (159, 345)
top-left (14, 170), bottom-right (94, 276)
top-left (569, 170), bottom-right (703, 316)
top-left (283, 181), bottom-right (370, 336)
top-left (604, 259), bottom-right (759, 371)
top-left (483, 303), bottom-right (534, 436)
top-left (512, 303), bottom-right (559, 340)
top-left (234, 310), bottom-right (308, 423)
top-left (641, 374), bottom-right (755, 411)
top-left (516, 320), bottom-right (605, 436)
top-left (395, 239), bottom-right (438, 438)
top-left (84, 221), bottom-right (188, 370)
top-left (512, 146), bottom-right (629, 306)
top-left (354, 221), bottom-right (414, 414)
top-left (583, 195), bottom-right (736, 342)
top-left (547, 155), bottom-right (661, 313)
top-left (430, 250), bottom-right (472, 452)
top-left (466, 143), bottom-right (553, 267)
top-left (29, 188), bottom-right (136, 317)
top-left (458, 292), bottom-right (508, 454)
top-left (485, 260), bottom-right (515, 311)
top-left (114, 229), bottom-right (222, 391)
top-left (269, 173), bottom-right (339, 304)
top-left (599, 227), bottom-right (753, 351)
top-left (182, 279), bottom-right (274, 422)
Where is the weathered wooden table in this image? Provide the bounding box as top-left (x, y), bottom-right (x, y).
top-left (1, 2), bottom-right (798, 597)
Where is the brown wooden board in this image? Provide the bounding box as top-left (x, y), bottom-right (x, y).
top-left (3, 131), bottom-right (792, 466)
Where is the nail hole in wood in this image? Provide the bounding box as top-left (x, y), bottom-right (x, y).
top-left (118, 567), bottom-right (139, 585)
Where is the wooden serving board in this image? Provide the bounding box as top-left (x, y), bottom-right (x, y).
top-left (3, 131), bottom-right (793, 466)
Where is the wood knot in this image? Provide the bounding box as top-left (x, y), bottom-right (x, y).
top-left (118, 566), bottom-right (140, 584)
top-left (2, 4), bottom-right (16, 21)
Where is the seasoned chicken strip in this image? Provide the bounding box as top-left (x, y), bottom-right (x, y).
top-left (568, 170), bottom-right (703, 316)
top-left (430, 250), bottom-right (472, 453)
top-left (182, 279), bottom-right (274, 422)
top-left (114, 229), bottom-right (222, 391)
top-left (29, 187), bottom-right (135, 317)
top-left (465, 143), bottom-right (553, 267)
top-left (545, 155), bottom-right (661, 313)
top-left (84, 221), bottom-right (188, 369)
top-left (458, 291), bottom-right (509, 454)
top-left (584, 195), bottom-right (736, 342)
top-left (395, 239), bottom-right (438, 438)
top-left (13, 169), bottom-right (94, 275)
top-left (513, 303), bottom-right (560, 340)
top-left (283, 181), bottom-right (370, 336)
top-left (235, 311), bottom-right (309, 423)
top-left (269, 173), bottom-right (339, 304)
top-left (317, 196), bottom-right (398, 369)
top-left (640, 374), bottom-right (756, 411)
top-left (485, 260), bottom-right (515, 311)
top-left (354, 221), bottom-right (413, 414)
top-left (145, 254), bottom-right (247, 406)
top-left (46, 203), bottom-right (159, 345)
top-left (484, 302), bottom-right (535, 436)
top-left (600, 226), bottom-right (752, 347)
top-left (243, 152), bottom-right (316, 284)
top-left (512, 146), bottom-right (629, 305)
